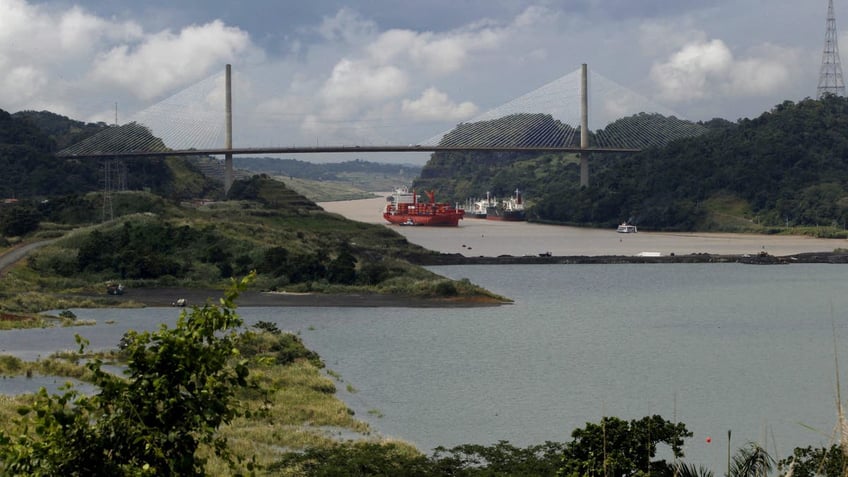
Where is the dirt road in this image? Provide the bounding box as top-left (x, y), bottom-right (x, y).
top-left (0, 240), bottom-right (55, 276)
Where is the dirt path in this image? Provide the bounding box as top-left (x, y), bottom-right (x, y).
top-left (0, 239), bottom-right (55, 276)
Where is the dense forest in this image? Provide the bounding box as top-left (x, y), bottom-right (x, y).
top-left (415, 97), bottom-right (848, 232)
top-left (0, 109), bottom-right (219, 200)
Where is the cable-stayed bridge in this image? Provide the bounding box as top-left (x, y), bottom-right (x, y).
top-left (57, 64), bottom-right (708, 188)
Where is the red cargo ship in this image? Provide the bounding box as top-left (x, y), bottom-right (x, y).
top-left (383, 187), bottom-right (464, 226)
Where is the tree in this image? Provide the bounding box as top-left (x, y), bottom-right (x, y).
top-left (729, 442), bottom-right (774, 477)
top-left (0, 274), bottom-right (259, 476)
top-left (558, 415), bottom-right (692, 477)
top-left (779, 445), bottom-right (846, 477)
top-left (0, 203), bottom-right (41, 237)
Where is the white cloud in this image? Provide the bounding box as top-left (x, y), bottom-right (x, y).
top-left (650, 38), bottom-right (796, 102)
top-left (90, 20), bottom-right (252, 100)
top-left (0, 0), bottom-right (254, 120)
top-left (321, 59), bottom-right (408, 106)
top-left (59, 6), bottom-right (142, 53)
top-left (317, 8), bottom-right (376, 43)
top-left (1, 65), bottom-right (47, 102)
top-left (513, 5), bottom-right (557, 28)
top-left (366, 15), bottom-right (509, 76)
top-left (402, 87), bottom-right (478, 120)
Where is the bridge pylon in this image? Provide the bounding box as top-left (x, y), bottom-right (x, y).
top-left (224, 64), bottom-right (234, 195)
top-left (579, 63), bottom-right (590, 187)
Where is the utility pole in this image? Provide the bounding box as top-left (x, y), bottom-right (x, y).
top-left (818, 0), bottom-right (846, 97)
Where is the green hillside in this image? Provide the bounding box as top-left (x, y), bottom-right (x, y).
top-left (0, 109), bottom-right (220, 200)
top-left (415, 97), bottom-right (848, 234)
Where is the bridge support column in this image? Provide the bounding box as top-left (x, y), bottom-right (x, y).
top-left (224, 64), bottom-right (234, 195)
top-left (580, 155), bottom-right (589, 187)
top-left (579, 63), bottom-right (589, 188)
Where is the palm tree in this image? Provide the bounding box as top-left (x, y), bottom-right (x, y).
top-left (673, 461), bottom-right (715, 477)
top-left (730, 443), bottom-right (775, 477)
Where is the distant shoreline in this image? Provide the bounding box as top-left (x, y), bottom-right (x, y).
top-left (410, 250), bottom-right (848, 265)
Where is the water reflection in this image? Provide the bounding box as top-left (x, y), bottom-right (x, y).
top-left (0, 375), bottom-right (95, 396)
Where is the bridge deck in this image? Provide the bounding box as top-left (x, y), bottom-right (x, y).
top-left (56, 145), bottom-right (640, 158)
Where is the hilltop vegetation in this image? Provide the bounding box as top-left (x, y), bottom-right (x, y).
top-left (0, 109), bottom-right (221, 200)
top-left (415, 98), bottom-right (848, 234)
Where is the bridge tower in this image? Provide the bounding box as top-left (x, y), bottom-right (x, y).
top-left (579, 63), bottom-right (590, 187)
top-left (818, 0), bottom-right (846, 98)
top-left (224, 64), bottom-right (234, 194)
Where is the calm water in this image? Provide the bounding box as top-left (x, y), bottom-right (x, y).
top-left (1, 263), bottom-right (846, 472)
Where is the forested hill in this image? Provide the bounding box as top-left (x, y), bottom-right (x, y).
top-left (415, 97), bottom-right (848, 233)
top-left (0, 109), bottom-right (218, 200)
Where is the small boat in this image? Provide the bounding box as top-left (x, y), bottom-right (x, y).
top-left (617, 223), bottom-right (637, 233)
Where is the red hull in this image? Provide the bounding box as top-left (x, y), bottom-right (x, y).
top-left (384, 188), bottom-right (464, 227)
top-left (383, 212), bottom-right (463, 226)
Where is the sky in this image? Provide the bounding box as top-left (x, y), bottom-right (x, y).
top-left (0, 0), bottom-right (840, 160)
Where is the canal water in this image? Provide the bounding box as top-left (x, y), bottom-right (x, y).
top-left (0, 262), bottom-right (845, 472)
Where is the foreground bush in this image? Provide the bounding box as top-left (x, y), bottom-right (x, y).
top-left (0, 274), bottom-right (259, 476)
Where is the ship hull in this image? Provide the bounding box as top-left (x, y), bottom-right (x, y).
top-left (383, 213), bottom-right (463, 226)
top-left (486, 211), bottom-right (526, 221)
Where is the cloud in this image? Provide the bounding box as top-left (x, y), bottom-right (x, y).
top-left (365, 14), bottom-right (510, 76)
top-left (90, 20), bottom-right (252, 100)
top-left (650, 38), bottom-right (796, 102)
top-left (58, 6), bottom-right (143, 53)
top-left (0, 0), bottom-right (255, 121)
top-left (402, 87), bottom-right (478, 121)
top-left (0, 65), bottom-right (47, 103)
top-left (320, 59), bottom-right (408, 111)
top-left (317, 8), bottom-right (376, 43)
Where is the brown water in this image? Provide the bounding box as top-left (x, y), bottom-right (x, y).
top-left (319, 195), bottom-right (846, 257)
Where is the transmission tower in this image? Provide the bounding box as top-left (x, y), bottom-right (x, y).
top-left (819, 0), bottom-right (846, 98)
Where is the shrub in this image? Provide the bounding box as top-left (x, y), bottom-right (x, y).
top-left (0, 274), bottom-right (260, 475)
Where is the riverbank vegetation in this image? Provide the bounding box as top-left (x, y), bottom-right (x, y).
top-left (414, 96), bottom-right (848, 234)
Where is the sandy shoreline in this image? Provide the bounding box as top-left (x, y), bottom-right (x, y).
top-left (319, 195), bottom-right (847, 257)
